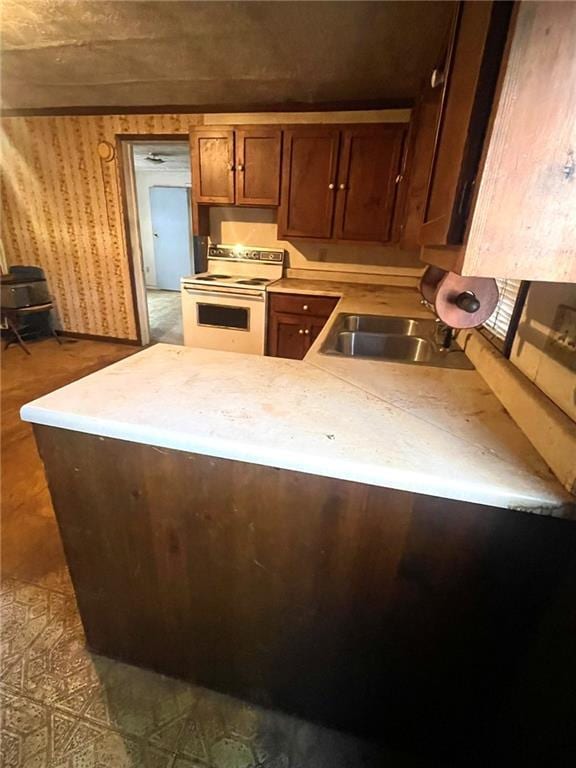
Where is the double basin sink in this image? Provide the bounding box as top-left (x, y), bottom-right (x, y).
top-left (320, 314), bottom-right (473, 370)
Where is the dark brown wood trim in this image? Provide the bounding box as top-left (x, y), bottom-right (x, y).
top-left (115, 136), bottom-right (146, 346)
top-left (1, 99), bottom-right (414, 119)
top-left (114, 133), bottom-right (192, 142)
top-left (115, 132), bottom-right (192, 346)
top-left (56, 330), bottom-right (141, 346)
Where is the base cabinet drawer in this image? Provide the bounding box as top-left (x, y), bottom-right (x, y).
top-left (268, 293), bottom-right (339, 318)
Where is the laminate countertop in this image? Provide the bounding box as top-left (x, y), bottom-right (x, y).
top-left (21, 282), bottom-right (574, 518)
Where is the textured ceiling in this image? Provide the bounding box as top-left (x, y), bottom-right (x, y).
top-left (132, 142), bottom-right (190, 172)
top-left (0, 0), bottom-right (453, 112)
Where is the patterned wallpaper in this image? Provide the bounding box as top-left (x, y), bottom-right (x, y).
top-left (0, 114), bottom-right (201, 340)
top-left (0, 109), bottom-right (410, 340)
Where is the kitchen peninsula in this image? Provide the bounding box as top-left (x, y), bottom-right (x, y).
top-left (21, 284), bottom-right (576, 755)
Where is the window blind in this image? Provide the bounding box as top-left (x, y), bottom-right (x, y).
top-left (483, 279), bottom-right (523, 341)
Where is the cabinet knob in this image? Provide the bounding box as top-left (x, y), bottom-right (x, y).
top-left (237, 163), bottom-right (244, 171)
top-left (430, 68), bottom-right (445, 89)
top-left (304, 329), bottom-right (310, 335)
top-left (339, 183), bottom-right (346, 190)
top-left (302, 304), bottom-right (309, 311)
top-left (298, 328), bottom-right (304, 335)
top-left (328, 183), bottom-right (335, 190)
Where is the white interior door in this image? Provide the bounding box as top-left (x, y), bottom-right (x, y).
top-left (150, 186), bottom-right (192, 291)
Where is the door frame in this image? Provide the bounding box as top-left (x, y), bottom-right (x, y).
top-left (116, 133), bottom-right (195, 346)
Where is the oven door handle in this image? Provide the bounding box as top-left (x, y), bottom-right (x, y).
top-left (182, 286), bottom-right (264, 300)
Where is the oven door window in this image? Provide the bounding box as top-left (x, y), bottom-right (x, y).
top-left (197, 303), bottom-right (250, 331)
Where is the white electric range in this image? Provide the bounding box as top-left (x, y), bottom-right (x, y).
top-left (181, 244), bottom-right (285, 354)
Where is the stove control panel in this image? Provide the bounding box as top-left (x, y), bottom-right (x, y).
top-left (208, 245), bottom-right (284, 264)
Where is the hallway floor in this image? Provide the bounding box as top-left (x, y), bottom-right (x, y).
top-left (146, 289), bottom-right (183, 345)
top-left (0, 338), bottom-right (398, 768)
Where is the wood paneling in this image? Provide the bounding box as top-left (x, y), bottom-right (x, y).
top-left (35, 425), bottom-right (576, 756)
top-left (0, 114), bottom-right (202, 339)
top-left (464, 1), bottom-right (576, 282)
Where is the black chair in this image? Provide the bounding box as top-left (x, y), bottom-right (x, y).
top-left (1, 265), bottom-right (62, 355)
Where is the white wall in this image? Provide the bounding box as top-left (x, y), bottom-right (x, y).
top-left (135, 169), bottom-right (191, 287)
top-left (209, 207), bottom-right (423, 280)
top-left (510, 282), bottom-right (576, 421)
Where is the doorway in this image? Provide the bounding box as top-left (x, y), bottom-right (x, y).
top-left (120, 138), bottom-right (196, 346)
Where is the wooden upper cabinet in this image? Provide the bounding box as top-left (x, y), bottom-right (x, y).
top-left (191, 127), bottom-right (281, 209)
top-left (334, 125), bottom-right (406, 242)
top-left (190, 129), bottom-right (235, 204)
top-left (278, 124), bottom-right (407, 243)
top-left (463, 1), bottom-right (576, 282)
top-left (420, 0), bottom-right (576, 282)
top-left (278, 126), bottom-right (340, 239)
top-left (420, 1), bottom-right (513, 246)
top-left (236, 127), bottom-right (282, 206)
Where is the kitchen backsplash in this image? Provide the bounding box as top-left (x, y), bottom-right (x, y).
top-left (209, 207), bottom-right (423, 280)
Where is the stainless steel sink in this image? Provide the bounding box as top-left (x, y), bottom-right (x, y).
top-left (333, 332), bottom-right (436, 362)
top-left (338, 315), bottom-right (436, 337)
top-left (320, 314), bottom-right (474, 369)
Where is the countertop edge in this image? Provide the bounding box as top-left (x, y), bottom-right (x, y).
top-left (21, 402), bottom-right (575, 518)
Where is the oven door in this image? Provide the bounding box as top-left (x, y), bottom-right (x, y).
top-left (181, 285), bottom-right (266, 354)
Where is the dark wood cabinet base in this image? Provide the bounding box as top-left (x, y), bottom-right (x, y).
top-left (34, 425), bottom-right (576, 758)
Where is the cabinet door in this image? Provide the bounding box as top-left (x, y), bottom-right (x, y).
top-left (420, 1), bottom-right (512, 246)
top-left (267, 311), bottom-right (309, 360)
top-left (306, 316), bottom-right (331, 351)
top-left (190, 129), bottom-right (235, 204)
top-left (400, 73), bottom-right (448, 249)
top-left (463, 1), bottom-right (576, 282)
top-left (236, 127), bottom-right (282, 206)
top-left (333, 125), bottom-right (406, 242)
top-left (278, 127), bottom-right (340, 239)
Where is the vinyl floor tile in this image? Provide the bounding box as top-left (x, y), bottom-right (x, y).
top-left (0, 574), bottom-right (385, 768)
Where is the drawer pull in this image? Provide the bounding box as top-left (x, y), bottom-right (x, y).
top-left (302, 304), bottom-right (309, 311)
top-left (298, 329), bottom-right (304, 335)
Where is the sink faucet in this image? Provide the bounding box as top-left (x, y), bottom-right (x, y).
top-left (420, 299), bottom-right (455, 350)
top-left (437, 322), bottom-right (455, 351)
